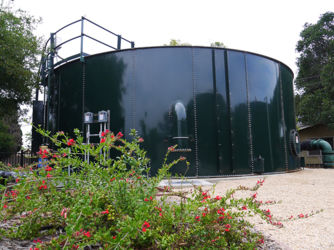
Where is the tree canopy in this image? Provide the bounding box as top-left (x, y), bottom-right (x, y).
top-left (165, 39), bottom-right (226, 48)
top-left (165, 39), bottom-right (191, 46)
top-left (295, 12), bottom-right (334, 126)
top-left (210, 41), bottom-right (226, 48)
top-left (0, 6), bottom-right (41, 152)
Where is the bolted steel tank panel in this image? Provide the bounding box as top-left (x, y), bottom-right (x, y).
top-left (46, 46), bottom-right (300, 176)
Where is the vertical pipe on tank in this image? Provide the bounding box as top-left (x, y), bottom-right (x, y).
top-left (82, 62), bottom-right (86, 135)
top-left (80, 17), bottom-right (86, 136)
top-left (244, 54), bottom-right (254, 173)
top-left (191, 48), bottom-right (199, 176)
top-left (224, 51), bottom-right (234, 173)
top-left (211, 49), bottom-right (221, 174)
top-left (278, 66), bottom-right (289, 170)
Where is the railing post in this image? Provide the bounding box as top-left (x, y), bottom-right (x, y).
top-left (80, 16), bottom-right (85, 62)
top-left (131, 41), bottom-right (135, 48)
top-left (117, 35), bottom-right (121, 50)
top-left (49, 33), bottom-right (55, 69)
top-left (20, 150), bottom-right (24, 167)
top-left (45, 33), bottom-right (55, 135)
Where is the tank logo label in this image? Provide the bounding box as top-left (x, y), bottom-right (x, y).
top-left (172, 148), bottom-right (192, 152)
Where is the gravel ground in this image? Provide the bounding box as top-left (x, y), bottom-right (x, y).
top-left (211, 168), bottom-right (334, 250)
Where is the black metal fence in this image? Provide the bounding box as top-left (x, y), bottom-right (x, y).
top-left (0, 150), bottom-right (35, 168)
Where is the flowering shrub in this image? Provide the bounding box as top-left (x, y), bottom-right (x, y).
top-left (0, 128), bottom-right (281, 248)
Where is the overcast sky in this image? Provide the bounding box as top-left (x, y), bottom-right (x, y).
top-left (12, 0), bottom-right (333, 74)
top-left (8, 0), bottom-right (334, 147)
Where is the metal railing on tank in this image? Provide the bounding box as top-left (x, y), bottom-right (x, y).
top-left (38, 16), bottom-right (135, 88)
top-left (33, 17), bottom-right (135, 148)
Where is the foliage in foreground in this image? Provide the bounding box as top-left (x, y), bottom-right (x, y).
top-left (0, 128), bottom-right (271, 249)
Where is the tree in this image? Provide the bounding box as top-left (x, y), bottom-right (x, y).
top-left (0, 6), bottom-right (41, 152)
top-left (210, 41), bottom-right (226, 48)
top-left (295, 12), bottom-right (334, 126)
top-left (165, 39), bottom-right (191, 46)
top-left (166, 39), bottom-right (226, 48)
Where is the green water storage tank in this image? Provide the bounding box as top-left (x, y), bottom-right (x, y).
top-left (41, 46), bottom-right (301, 176)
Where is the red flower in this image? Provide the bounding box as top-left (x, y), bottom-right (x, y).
top-left (137, 176), bottom-right (141, 179)
top-left (179, 156), bottom-right (186, 161)
top-left (155, 207), bottom-right (162, 212)
top-left (61, 208), bottom-right (69, 218)
top-left (168, 146), bottom-right (175, 152)
top-left (138, 138), bottom-right (144, 143)
top-left (33, 239), bottom-right (42, 243)
top-left (195, 215), bottom-right (200, 221)
top-left (217, 208), bottom-right (225, 215)
top-left (62, 153), bottom-right (67, 157)
top-left (15, 178), bottom-right (20, 183)
top-left (83, 231), bottom-right (91, 238)
top-left (45, 166), bottom-right (53, 171)
top-left (144, 198), bottom-right (149, 202)
top-left (100, 138), bottom-right (106, 143)
top-left (101, 129), bottom-right (110, 137)
top-left (259, 238), bottom-right (264, 244)
top-left (101, 209), bottom-right (109, 214)
top-left (242, 206), bottom-right (247, 210)
top-left (3, 204), bottom-right (7, 209)
top-left (11, 190), bottom-right (18, 198)
top-left (159, 212), bottom-right (162, 217)
top-left (116, 132), bottom-right (123, 138)
top-left (112, 236), bottom-right (116, 239)
top-left (142, 221), bottom-right (150, 232)
top-left (298, 213), bottom-right (305, 218)
top-left (110, 177), bottom-right (116, 182)
top-left (26, 196), bottom-right (31, 200)
top-left (150, 196), bottom-right (153, 200)
top-left (111, 134), bottom-right (115, 140)
top-left (215, 195), bottom-right (222, 200)
top-left (143, 221), bottom-right (150, 228)
top-left (39, 183), bottom-right (47, 190)
top-left (46, 173), bottom-right (52, 178)
top-left (225, 224), bottom-right (231, 232)
top-left (202, 213), bottom-right (206, 217)
top-left (251, 193), bottom-right (257, 199)
top-left (67, 139), bottom-right (75, 146)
